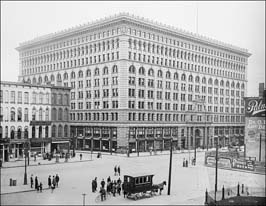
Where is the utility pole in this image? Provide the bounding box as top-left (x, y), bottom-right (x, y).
top-left (214, 141), bottom-right (218, 203)
top-left (167, 138), bottom-right (173, 195)
top-left (23, 142), bottom-right (28, 185)
top-left (259, 133), bottom-right (262, 161)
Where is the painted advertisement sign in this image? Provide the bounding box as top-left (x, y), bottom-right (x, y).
top-left (245, 97), bottom-right (266, 117)
top-left (232, 158), bottom-right (255, 171)
top-left (205, 156), bottom-right (232, 169)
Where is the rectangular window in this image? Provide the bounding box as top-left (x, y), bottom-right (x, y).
top-left (11, 91), bottom-right (15, 103)
top-left (18, 92), bottom-right (22, 104)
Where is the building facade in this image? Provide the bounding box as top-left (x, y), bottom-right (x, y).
top-left (16, 13), bottom-right (251, 153)
top-left (0, 81), bottom-right (71, 162)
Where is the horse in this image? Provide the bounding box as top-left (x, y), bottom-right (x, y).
top-left (152, 181), bottom-right (167, 195)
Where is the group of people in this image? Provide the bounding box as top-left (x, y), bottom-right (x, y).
top-left (114, 165), bottom-right (121, 176)
top-left (48, 174), bottom-right (60, 193)
top-left (182, 158), bottom-right (196, 167)
top-left (30, 175), bottom-right (43, 192)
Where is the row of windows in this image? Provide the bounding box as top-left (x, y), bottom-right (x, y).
top-left (0, 125), bottom-right (69, 139)
top-left (0, 90), bottom-right (69, 106)
top-left (70, 112), bottom-right (118, 121)
top-left (21, 27), bottom-right (122, 57)
top-left (0, 107), bottom-right (69, 122)
top-left (22, 52), bottom-right (119, 75)
top-left (128, 53), bottom-right (245, 80)
top-left (128, 38), bottom-right (246, 72)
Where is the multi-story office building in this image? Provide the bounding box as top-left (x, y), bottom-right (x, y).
top-left (0, 81), bottom-right (71, 162)
top-left (16, 13), bottom-right (251, 153)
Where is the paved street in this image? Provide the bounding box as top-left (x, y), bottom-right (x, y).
top-left (1, 151), bottom-right (265, 205)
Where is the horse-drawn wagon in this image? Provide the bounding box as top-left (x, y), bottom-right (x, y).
top-left (123, 174), bottom-right (166, 200)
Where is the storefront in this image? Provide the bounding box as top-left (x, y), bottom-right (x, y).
top-left (51, 139), bottom-right (70, 154)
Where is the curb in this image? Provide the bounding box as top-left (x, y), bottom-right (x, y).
top-left (205, 165), bottom-right (265, 175)
top-left (1, 187), bottom-right (51, 195)
top-left (1, 159), bottom-right (93, 169)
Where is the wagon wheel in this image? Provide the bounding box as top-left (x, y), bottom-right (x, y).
top-left (95, 194), bottom-right (101, 203)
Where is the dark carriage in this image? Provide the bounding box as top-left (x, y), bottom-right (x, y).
top-left (123, 174), bottom-right (166, 200)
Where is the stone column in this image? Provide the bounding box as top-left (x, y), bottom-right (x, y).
top-left (177, 127), bottom-right (182, 149)
top-left (188, 127), bottom-right (191, 149)
top-left (42, 126), bottom-right (45, 138)
top-left (36, 126), bottom-right (39, 138)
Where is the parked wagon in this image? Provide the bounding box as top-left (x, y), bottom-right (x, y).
top-left (123, 174), bottom-right (166, 200)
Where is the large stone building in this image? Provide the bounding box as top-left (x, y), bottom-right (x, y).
top-left (15, 13), bottom-right (251, 153)
top-left (0, 81), bottom-right (71, 162)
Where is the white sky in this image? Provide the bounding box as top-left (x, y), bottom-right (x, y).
top-left (1, 1), bottom-right (265, 96)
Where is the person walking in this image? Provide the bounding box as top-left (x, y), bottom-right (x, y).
top-left (112, 181), bottom-right (116, 197)
top-left (30, 175), bottom-right (34, 188)
top-left (122, 182), bottom-right (127, 198)
top-left (117, 166), bottom-right (121, 176)
top-left (114, 165), bottom-right (117, 176)
top-left (107, 176), bottom-right (111, 183)
top-left (51, 182), bottom-right (55, 193)
top-left (55, 174), bottom-right (60, 187)
top-left (48, 175), bottom-right (52, 188)
top-left (80, 153), bottom-right (82, 161)
top-left (94, 177), bottom-right (98, 192)
top-left (117, 177), bottom-right (121, 185)
top-left (52, 176), bottom-right (56, 189)
top-left (183, 158), bottom-right (185, 167)
top-left (35, 176), bottom-right (38, 191)
top-left (92, 179), bottom-right (95, 192)
top-left (39, 182), bottom-right (43, 192)
top-left (117, 182), bottom-right (121, 195)
top-left (101, 178), bottom-right (105, 189)
top-left (185, 159), bottom-right (188, 167)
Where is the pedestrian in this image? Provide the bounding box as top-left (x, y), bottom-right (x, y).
top-left (122, 182), bottom-right (127, 198)
top-left (52, 176), bottom-right (56, 188)
top-left (185, 159), bottom-right (188, 167)
top-left (107, 176), bottom-right (111, 183)
top-left (92, 179), bottom-right (95, 192)
top-left (101, 178), bottom-right (105, 189)
top-left (106, 182), bottom-right (110, 193)
top-left (55, 174), bottom-right (60, 187)
top-left (48, 175), bottom-right (52, 188)
top-left (117, 166), bottom-right (121, 176)
top-left (30, 175), bottom-right (34, 188)
top-left (80, 153), bottom-right (82, 160)
top-left (183, 158), bottom-right (185, 167)
top-left (117, 177), bottom-right (121, 185)
top-left (110, 181), bottom-right (113, 193)
top-left (114, 165), bottom-right (117, 176)
top-left (51, 183), bottom-right (55, 193)
top-left (112, 181), bottom-right (116, 197)
top-left (100, 186), bottom-right (106, 201)
top-left (117, 182), bottom-right (121, 195)
top-left (39, 182), bottom-right (43, 192)
top-left (35, 176), bottom-right (38, 190)
top-left (94, 177), bottom-right (97, 191)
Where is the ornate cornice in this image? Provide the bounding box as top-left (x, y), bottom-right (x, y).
top-left (16, 12), bottom-right (251, 57)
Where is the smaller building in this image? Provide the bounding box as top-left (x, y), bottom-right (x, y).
top-left (0, 81), bottom-right (71, 162)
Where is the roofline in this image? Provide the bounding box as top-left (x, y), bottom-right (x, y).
top-left (0, 80), bottom-right (72, 90)
top-left (16, 13), bottom-right (251, 56)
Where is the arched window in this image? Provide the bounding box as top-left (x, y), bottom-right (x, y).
top-left (208, 78), bottom-right (213, 85)
top-left (103, 66), bottom-right (108, 75)
top-left (86, 69), bottom-right (91, 77)
top-left (139, 67), bottom-right (145, 75)
top-left (166, 71), bottom-right (171, 79)
top-left (52, 108), bottom-right (57, 121)
top-left (241, 83), bottom-right (245, 89)
top-left (181, 74), bottom-right (186, 81)
top-left (94, 67), bottom-right (99, 76)
top-left (157, 70), bottom-right (163, 78)
top-left (58, 125), bottom-right (63, 138)
top-left (32, 107), bottom-right (36, 121)
top-left (195, 76), bottom-right (200, 83)
top-left (44, 75), bottom-right (49, 83)
top-left (5, 126), bottom-right (8, 138)
top-left (129, 65), bottom-right (135, 73)
top-left (33, 77), bottom-right (37, 84)
top-left (52, 125), bottom-right (56, 138)
top-left (64, 125), bottom-right (68, 137)
top-left (50, 74), bottom-right (55, 82)
top-left (39, 126), bottom-right (42, 138)
top-left (64, 94), bottom-right (69, 105)
top-left (64, 108), bottom-right (68, 121)
top-left (148, 68), bottom-right (154, 76)
top-left (188, 75), bottom-right (193, 82)
top-left (32, 126), bottom-right (36, 138)
top-left (63, 72), bottom-right (68, 80)
top-left (38, 76), bottom-right (42, 84)
top-left (174, 72), bottom-right (178, 80)
top-left (71, 71), bottom-right (76, 79)
top-left (220, 80), bottom-right (224, 87)
top-left (39, 108), bottom-right (43, 121)
top-left (11, 107), bottom-right (15, 121)
top-left (202, 77), bottom-right (206, 84)
top-left (17, 127), bottom-right (22, 139)
top-left (57, 73), bottom-right (62, 82)
top-left (58, 108), bottom-right (63, 121)
top-left (112, 65), bottom-right (118, 73)
top-left (27, 78), bottom-right (31, 84)
top-left (78, 70), bottom-right (83, 78)
top-left (226, 81), bottom-right (230, 87)
top-left (231, 81), bottom-right (235, 88)
top-left (45, 126), bottom-right (49, 138)
top-left (17, 107), bottom-right (22, 121)
top-left (214, 79), bottom-right (219, 86)
top-left (45, 108), bottom-right (49, 120)
top-left (10, 126), bottom-right (15, 139)
top-left (236, 82), bottom-right (240, 89)
top-left (24, 127), bottom-right (28, 139)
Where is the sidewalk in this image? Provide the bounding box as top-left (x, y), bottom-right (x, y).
top-left (1, 184), bottom-right (51, 195)
top-left (1, 152), bottom-right (93, 169)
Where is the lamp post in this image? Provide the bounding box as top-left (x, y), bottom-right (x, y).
top-left (214, 140), bottom-right (218, 203)
top-left (167, 138), bottom-right (173, 195)
top-left (23, 141), bottom-right (29, 185)
top-left (259, 133), bottom-right (262, 161)
top-left (82, 193), bottom-right (86, 206)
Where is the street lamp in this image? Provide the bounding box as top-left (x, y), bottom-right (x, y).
top-left (167, 138), bottom-right (173, 195)
top-left (23, 141), bottom-right (29, 185)
top-left (214, 139), bottom-right (218, 203)
top-left (82, 193), bottom-right (87, 206)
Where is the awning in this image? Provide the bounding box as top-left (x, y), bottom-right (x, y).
top-left (52, 141), bottom-right (69, 144)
